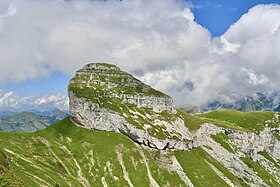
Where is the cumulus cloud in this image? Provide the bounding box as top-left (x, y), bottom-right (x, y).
top-left (0, 90), bottom-right (68, 112)
top-left (0, 1), bottom-right (280, 108)
top-left (208, 4), bottom-right (280, 103)
top-left (0, 0), bottom-right (210, 83)
top-left (142, 3), bottom-right (280, 106)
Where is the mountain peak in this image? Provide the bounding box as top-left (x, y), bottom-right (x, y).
top-left (82, 62), bottom-right (121, 71)
top-left (68, 62), bottom-right (195, 150)
top-left (69, 62), bottom-right (175, 113)
top-left (51, 107), bottom-right (63, 114)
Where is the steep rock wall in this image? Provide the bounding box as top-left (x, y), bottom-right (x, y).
top-left (69, 92), bottom-right (195, 150)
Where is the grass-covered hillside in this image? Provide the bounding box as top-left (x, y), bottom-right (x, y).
top-left (0, 117), bottom-right (279, 186)
top-left (197, 110), bottom-right (279, 133)
top-left (0, 118), bottom-right (210, 186)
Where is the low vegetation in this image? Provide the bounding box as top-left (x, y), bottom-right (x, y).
top-left (0, 109), bottom-right (279, 186)
top-left (197, 110), bottom-right (279, 133)
top-left (241, 157), bottom-right (280, 186)
top-left (0, 118), bottom-right (188, 186)
top-left (211, 133), bottom-right (235, 153)
top-left (175, 147), bottom-right (246, 187)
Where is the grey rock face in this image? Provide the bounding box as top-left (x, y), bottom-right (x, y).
top-left (121, 94), bottom-right (176, 114)
top-left (193, 123), bottom-right (280, 186)
top-left (192, 122), bottom-right (280, 160)
top-left (228, 127), bottom-right (280, 160)
top-left (69, 92), bottom-right (193, 150)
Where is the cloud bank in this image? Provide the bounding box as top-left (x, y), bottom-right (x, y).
top-left (0, 90), bottom-right (68, 112)
top-left (0, 0), bottom-right (280, 108)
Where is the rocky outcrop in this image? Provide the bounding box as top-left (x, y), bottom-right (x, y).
top-left (69, 63), bottom-right (191, 150)
top-left (121, 94), bottom-right (176, 113)
top-left (69, 92), bottom-right (195, 150)
top-left (194, 123), bottom-right (280, 160)
top-left (228, 127), bottom-right (280, 160)
top-left (193, 123), bottom-right (280, 186)
top-left (198, 113), bottom-right (280, 161)
top-left (70, 63), bottom-right (176, 114)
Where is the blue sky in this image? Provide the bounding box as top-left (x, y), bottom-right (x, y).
top-left (190, 0), bottom-right (279, 36)
top-left (1, 72), bottom-right (71, 96)
top-left (3, 0), bottom-right (279, 97)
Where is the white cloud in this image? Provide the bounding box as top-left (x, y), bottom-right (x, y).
top-left (243, 68), bottom-right (269, 86)
top-left (0, 2), bottom-right (16, 28)
top-left (0, 0), bottom-right (210, 84)
top-left (223, 4), bottom-right (280, 45)
top-left (0, 90), bottom-right (68, 112)
top-left (140, 4), bottom-right (280, 106)
top-left (0, 1), bottom-right (280, 108)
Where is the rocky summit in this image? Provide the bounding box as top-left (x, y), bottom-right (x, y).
top-left (68, 63), bottom-right (195, 150)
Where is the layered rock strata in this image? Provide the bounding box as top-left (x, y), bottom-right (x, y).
top-left (69, 63), bottom-right (192, 150)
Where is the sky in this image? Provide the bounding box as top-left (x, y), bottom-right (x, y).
top-left (190, 0), bottom-right (280, 36)
top-left (0, 0), bottom-right (280, 111)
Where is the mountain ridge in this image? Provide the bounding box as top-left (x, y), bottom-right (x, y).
top-left (0, 108), bottom-right (68, 132)
top-left (185, 92), bottom-right (280, 113)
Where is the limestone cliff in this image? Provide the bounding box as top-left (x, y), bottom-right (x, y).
top-left (68, 63), bottom-right (194, 150)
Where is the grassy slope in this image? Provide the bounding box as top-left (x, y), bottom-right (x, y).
top-left (273, 132), bottom-right (280, 140)
top-left (259, 151), bottom-right (280, 169)
top-left (0, 118), bottom-right (187, 186)
top-left (175, 147), bottom-right (247, 187)
top-left (0, 150), bottom-right (25, 186)
top-left (0, 114), bottom-right (278, 186)
top-left (211, 133), bottom-right (235, 153)
top-left (197, 110), bottom-right (278, 133)
top-left (241, 157), bottom-right (280, 186)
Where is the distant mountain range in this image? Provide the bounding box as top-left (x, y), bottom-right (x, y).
top-left (0, 111), bottom-right (18, 117)
top-left (0, 108), bottom-right (68, 132)
top-left (182, 92), bottom-right (280, 113)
